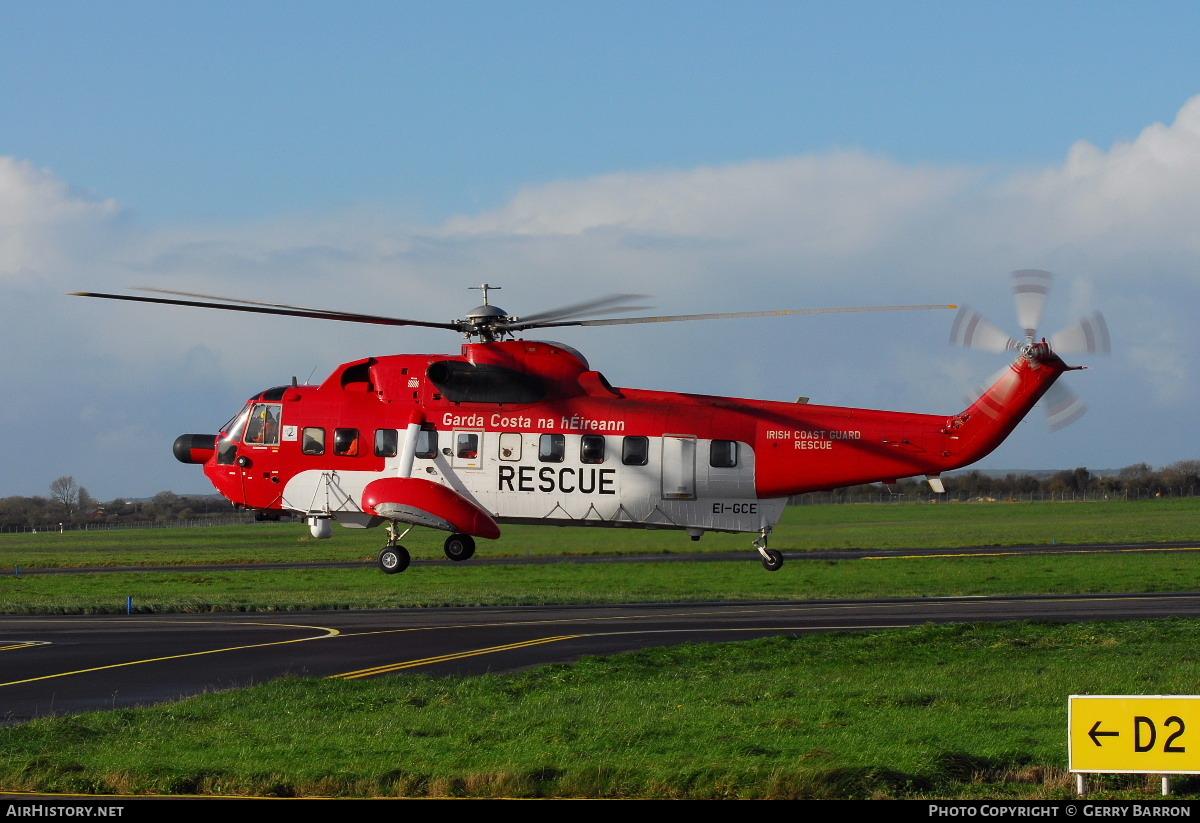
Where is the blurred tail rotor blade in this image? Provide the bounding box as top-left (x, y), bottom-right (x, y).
top-left (1012, 269), bottom-right (1052, 343)
top-left (1049, 311), bottom-right (1111, 355)
top-left (950, 306), bottom-right (1019, 352)
top-left (965, 364), bottom-right (1019, 412)
top-left (1041, 381), bottom-right (1088, 431)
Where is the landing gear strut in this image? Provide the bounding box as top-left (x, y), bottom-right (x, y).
top-left (379, 522), bottom-right (413, 574)
top-left (754, 527), bottom-right (783, 572)
top-left (443, 533), bottom-right (476, 562)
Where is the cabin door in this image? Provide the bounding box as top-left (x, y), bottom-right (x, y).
top-left (661, 435), bottom-right (696, 500)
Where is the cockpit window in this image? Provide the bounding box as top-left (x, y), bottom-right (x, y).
top-left (222, 405), bottom-right (252, 441)
top-left (244, 403), bottom-right (282, 446)
top-left (217, 405), bottom-right (251, 465)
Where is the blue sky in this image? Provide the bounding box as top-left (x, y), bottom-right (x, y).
top-left (2, 1), bottom-right (1200, 498)
top-left (7, 1), bottom-right (1200, 221)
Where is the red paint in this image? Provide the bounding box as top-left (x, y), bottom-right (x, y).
top-left (195, 339), bottom-right (1069, 535)
top-left (362, 477), bottom-right (501, 539)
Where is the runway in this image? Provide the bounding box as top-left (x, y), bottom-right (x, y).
top-left (4, 591), bottom-right (1200, 725)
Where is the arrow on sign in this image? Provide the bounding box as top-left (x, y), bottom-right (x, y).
top-left (1089, 721), bottom-right (1120, 747)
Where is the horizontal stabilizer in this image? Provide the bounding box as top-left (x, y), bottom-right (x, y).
top-left (361, 477), bottom-right (500, 539)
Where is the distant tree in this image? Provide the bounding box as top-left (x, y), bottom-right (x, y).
top-left (78, 487), bottom-right (99, 516)
top-left (1118, 463), bottom-right (1154, 480)
top-left (1161, 460), bottom-right (1200, 493)
top-left (1047, 467), bottom-right (1091, 494)
top-left (49, 476), bottom-right (79, 520)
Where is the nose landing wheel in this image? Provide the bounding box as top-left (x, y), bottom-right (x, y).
top-left (379, 545), bottom-right (410, 574)
top-left (379, 522), bottom-right (413, 574)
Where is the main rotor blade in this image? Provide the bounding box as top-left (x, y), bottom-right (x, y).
top-left (1012, 269), bottom-right (1052, 343)
top-left (499, 293), bottom-right (652, 329)
top-left (1048, 311), bottom-right (1111, 355)
top-left (521, 304), bottom-right (958, 330)
top-left (71, 291), bottom-right (460, 331)
top-left (950, 306), bottom-right (1019, 352)
top-left (136, 286), bottom-right (350, 312)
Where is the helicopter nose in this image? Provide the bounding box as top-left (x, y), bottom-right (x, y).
top-left (173, 433), bottom-right (217, 464)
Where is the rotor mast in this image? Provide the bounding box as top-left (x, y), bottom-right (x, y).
top-left (460, 283), bottom-right (513, 342)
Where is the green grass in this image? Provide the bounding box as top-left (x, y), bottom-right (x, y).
top-left (3, 498), bottom-right (1199, 798)
top-left (3, 620), bottom-right (1199, 799)
top-left (3, 549), bottom-right (1200, 614)
top-left (2, 497), bottom-right (1197, 569)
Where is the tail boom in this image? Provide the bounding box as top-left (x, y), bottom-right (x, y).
top-left (753, 342), bottom-right (1072, 497)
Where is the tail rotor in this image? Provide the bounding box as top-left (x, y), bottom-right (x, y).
top-left (951, 270), bottom-right (1108, 430)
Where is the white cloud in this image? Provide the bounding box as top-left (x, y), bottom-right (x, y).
top-left (6, 94), bottom-right (1200, 495)
top-left (1000, 95), bottom-right (1200, 262)
top-left (0, 157), bottom-right (123, 284)
top-left (443, 151), bottom-right (977, 264)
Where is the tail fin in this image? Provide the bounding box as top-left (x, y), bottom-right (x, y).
top-left (944, 342), bottom-right (1072, 465)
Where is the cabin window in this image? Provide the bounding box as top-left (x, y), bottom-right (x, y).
top-left (302, 427), bottom-right (326, 455)
top-left (538, 433), bottom-right (565, 463)
top-left (498, 432), bottom-right (522, 461)
top-left (415, 428), bottom-right (438, 459)
top-left (581, 435), bottom-right (605, 464)
top-left (244, 403), bottom-right (282, 446)
top-left (374, 429), bottom-right (398, 458)
top-left (334, 428), bottom-right (360, 456)
top-left (710, 440), bottom-right (738, 468)
top-left (622, 436), bottom-right (649, 466)
top-left (456, 432), bottom-right (479, 459)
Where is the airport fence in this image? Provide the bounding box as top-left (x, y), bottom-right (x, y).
top-left (2, 488), bottom-right (1196, 533)
top-left (790, 488), bottom-right (1200, 505)
top-left (0, 515), bottom-right (262, 534)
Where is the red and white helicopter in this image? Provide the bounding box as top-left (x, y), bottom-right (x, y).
top-left (75, 271), bottom-right (1106, 573)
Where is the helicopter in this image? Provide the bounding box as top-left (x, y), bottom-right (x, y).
top-left (74, 272), bottom-right (1106, 573)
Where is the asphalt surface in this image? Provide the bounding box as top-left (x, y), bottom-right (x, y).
top-left (5, 586), bottom-right (1200, 726)
top-left (3, 542), bottom-right (1200, 726)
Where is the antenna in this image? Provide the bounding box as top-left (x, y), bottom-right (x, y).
top-left (469, 284), bottom-right (501, 305)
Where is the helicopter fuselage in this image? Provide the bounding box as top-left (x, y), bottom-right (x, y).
top-left (177, 338), bottom-right (1069, 549)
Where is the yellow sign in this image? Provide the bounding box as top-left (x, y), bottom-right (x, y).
top-left (1070, 695), bottom-right (1200, 773)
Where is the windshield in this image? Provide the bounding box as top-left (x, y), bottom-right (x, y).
top-left (221, 404), bottom-right (252, 441)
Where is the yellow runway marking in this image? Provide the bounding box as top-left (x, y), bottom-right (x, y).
top-left (331, 635), bottom-right (581, 679)
top-left (332, 592), bottom-right (1200, 642)
top-left (5, 592), bottom-right (1195, 688)
top-left (0, 642), bottom-right (48, 652)
top-left (0, 624), bottom-right (340, 688)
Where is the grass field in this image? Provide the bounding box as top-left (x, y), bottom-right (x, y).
top-left (1, 498), bottom-right (1198, 799)
top-left (4, 620), bottom-right (1200, 799)
top-left (2, 497), bottom-right (1197, 568)
top-left (1, 497), bottom-right (1197, 614)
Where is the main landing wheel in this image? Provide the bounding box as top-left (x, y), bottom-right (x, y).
top-left (444, 533), bottom-right (476, 562)
top-left (379, 545), bottom-right (410, 574)
top-left (760, 549), bottom-right (784, 572)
